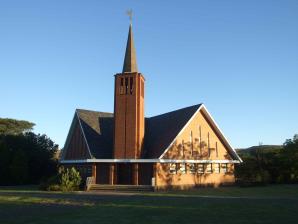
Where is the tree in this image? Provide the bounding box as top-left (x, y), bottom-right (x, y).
top-left (10, 149), bottom-right (28, 184)
top-left (236, 135), bottom-right (298, 185)
top-left (280, 135), bottom-right (298, 183)
top-left (0, 117), bottom-right (59, 185)
top-left (0, 142), bottom-right (12, 184)
top-left (0, 118), bottom-right (35, 135)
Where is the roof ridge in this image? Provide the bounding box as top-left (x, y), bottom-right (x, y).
top-left (148, 104), bottom-right (202, 119)
top-left (76, 108), bottom-right (113, 115)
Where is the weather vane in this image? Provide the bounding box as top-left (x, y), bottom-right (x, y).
top-left (126, 9), bottom-right (133, 24)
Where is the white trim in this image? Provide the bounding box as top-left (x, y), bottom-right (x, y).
top-left (200, 105), bottom-right (243, 162)
top-left (60, 159), bottom-right (241, 164)
top-left (159, 104), bottom-right (204, 159)
top-left (76, 110), bottom-right (93, 159)
top-left (158, 104), bottom-right (242, 163)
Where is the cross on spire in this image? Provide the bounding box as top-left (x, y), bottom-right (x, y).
top-left (127, 9), bottom-right (133, 24)
top-left (122, 10), bottom-right (138, 73)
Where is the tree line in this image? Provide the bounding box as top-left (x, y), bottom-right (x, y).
top-left (235, 135), bottom-right (298, 185)
top-left (0, 118), bottom-right (58, 185)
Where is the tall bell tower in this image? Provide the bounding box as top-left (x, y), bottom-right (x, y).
top-left (113, 24), bottom-right (145, 159)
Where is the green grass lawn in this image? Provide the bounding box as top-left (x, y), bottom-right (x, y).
top-left (0, 185), bottom-right (298, 224)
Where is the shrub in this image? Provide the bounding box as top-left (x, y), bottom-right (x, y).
top-left (60, 167), bottom-right (82, 192)
top-left (47, 184), bottom-right (61, 191)
top-left (39, 175), bottom-right (60, 191)
top-left (39, 166), bottom-right (82, 192)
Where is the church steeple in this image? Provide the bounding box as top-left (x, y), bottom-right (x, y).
top-left (122, 24), bottom-right (138, 73)
top-left (114, 21), bottom-right (145, 160)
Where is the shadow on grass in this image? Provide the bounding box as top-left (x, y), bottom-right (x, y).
top-left (1, 187), bottom-right (298, 224)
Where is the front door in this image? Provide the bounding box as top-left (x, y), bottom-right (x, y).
top-left (96, 163), bottom-right (110, 184)
top-left (117, 163), bottom-right (133, 185)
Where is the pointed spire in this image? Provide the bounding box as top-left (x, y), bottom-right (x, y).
top-left (122, 24), bottom-right (138, 73)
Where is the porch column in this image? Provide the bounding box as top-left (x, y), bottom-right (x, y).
top-left (92, 163), bottom-right (97, 184)
top-left (153, 163), bottom-right (157, 187)
top-left (132, 163), bottom-right (139, 185)
top-left (113, 164), bottom-right (118, 185)
top-left (109, 163), bottom-right (115, 185)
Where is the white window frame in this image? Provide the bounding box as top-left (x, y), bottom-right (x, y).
top-left (214, 163), bottom-right (220, 174)
top-left (189, 163), bottom-right (196, 174)
top-left (206, 163), bottom-right (212, 173)
top-left (221, 163), bottom-right (228, 173)
top-left (170, 163), bottom-right (177, 174)
top-left (197, 164), bottom-right (204, 174)
top-left (179, 163), bottom-right (186, 174)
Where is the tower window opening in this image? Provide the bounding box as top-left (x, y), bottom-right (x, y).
top-left (130, 77), bottom-right (134, 94)
top-left (141, 81), bottom-right (144, 97)
top-left (120, 78), bottom-right (124, 94)
top-left (125, 78), bottom-right (129, 94)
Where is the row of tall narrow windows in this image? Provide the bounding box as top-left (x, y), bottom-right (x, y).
top-left (120, 77), bottom-right (134, 95)
top-left (180, 126), bottom-right (219, 158)
top-left (169, 163), bottom-right (228, 175)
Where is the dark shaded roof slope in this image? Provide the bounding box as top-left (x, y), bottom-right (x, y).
top-left (74, 105), bottom-right (201, 159)
top-left (143, 104), bottom-right (202, 159)
top-left (76, 109), bottom-right (114, 159)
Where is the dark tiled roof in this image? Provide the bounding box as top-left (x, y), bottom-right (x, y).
top-left (75, 105), bottom-right (201, 159)
top-left (144, 104), bottom-right (202, 158)
top-left (76, 109), bottom-right (114, 159)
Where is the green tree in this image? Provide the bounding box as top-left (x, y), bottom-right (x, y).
top-left (0, 118), bottom-right (35, 135)
top-left (0, 117), bottom-right (58, 185)
top-left (236, 135), bottom-right (298, 185)
top-left (10, 149), bottom-right (28, 184)
top-left (0, 141), bottom-right (12, 184)
top-left (279, 135), bottom-right (298, 183)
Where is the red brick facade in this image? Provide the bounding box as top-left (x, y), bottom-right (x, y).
top-left (113, 72), bottom-right (145, 159)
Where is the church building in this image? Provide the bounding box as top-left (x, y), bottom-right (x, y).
top-left (60, 24), bottom-right (242, 190)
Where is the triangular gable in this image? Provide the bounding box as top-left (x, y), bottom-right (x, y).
top-left (200, 105), bottom-right (242, 162)
top-left (61, 111), bottom-right (92, 160)
top-left (76, 109), bottom-right (114, 159)
top-left (144, 105), bottom-right (202, 159)
top-left (158, 104), bottom-right (242, 162)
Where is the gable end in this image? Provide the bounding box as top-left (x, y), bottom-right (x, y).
top-left (159, 104), bottom-right (242, 162)
top-left (61, 111), bottom-right (93, 160)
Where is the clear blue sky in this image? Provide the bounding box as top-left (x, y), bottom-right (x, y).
top-left (0, 0), bottom-right (297, 149)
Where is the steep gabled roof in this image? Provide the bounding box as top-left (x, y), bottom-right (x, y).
top-left (76, 109), bottom-right (114, 159)
top-left (156, 104), bottom-right (242, 162)
top-left (143, 104), bottom-right (202, 159)
top-left (62, 104), bottom-right (241, 162)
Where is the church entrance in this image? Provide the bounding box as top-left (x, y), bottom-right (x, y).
top-left (139, 163), bottom-right (153, 185)
top-left (96, 163), bottom-right (110, 184)
top-left (117, 163), bottom-right (133, 185)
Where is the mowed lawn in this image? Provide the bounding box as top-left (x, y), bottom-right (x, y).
top-left (0, 185), bottom-right (298, 224)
